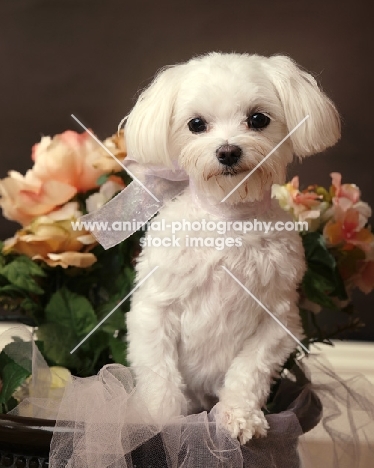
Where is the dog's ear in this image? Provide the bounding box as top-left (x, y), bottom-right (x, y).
top-left (125, 65), bottom-right (182, 167)
top-left (265, 55), bottom-right (340, 157)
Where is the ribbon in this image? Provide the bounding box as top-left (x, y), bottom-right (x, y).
top-left (80, 159), bottom-right (189, 249)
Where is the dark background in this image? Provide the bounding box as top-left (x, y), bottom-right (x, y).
top-left (0, 0), bottom-right (373, 338)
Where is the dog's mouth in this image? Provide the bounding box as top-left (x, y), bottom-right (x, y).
top-left (206, 166), bottom-right (248, 180)
top-left (221, 167), bottom-right (241, 176)
top-left (205, 163), bottom-right (258, 180)
top-left (220, 163), bottom-right (252, 177)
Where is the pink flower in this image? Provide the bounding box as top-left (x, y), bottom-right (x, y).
top-left (331, 172), bottom-right (360, 204)
top-left (0, 170), bottom-right (76, 226)
top-left (324, 208), bottom-right (374, 252)
top-left (272, 176), bottom-right (327, 231)
top-left (329, 172), bottom-right (370, 222)
top-left (290, 176), bottom-right (321, 210)
top-left (32, 131), bottom-right (108, 193)
top-left (324, 172), bottom-right (373, 252)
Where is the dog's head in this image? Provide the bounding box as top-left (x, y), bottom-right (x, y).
top-left (125, 53), bottom-right (340, 203)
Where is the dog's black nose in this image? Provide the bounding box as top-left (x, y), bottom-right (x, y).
top-left (216, 144), bottom-right (242, 167)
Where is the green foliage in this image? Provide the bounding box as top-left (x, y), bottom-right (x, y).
top-left (108, 336), bottom-right (128, 366)
top-left (0, 341), bottom-right (32, 413)
top-left (297, 231), bottom-right (364, 351)
top-left (269, 229), bottom-right (365, 408)
top-left (45, 288), bottom-right (97, 337)
top-left (36, 323), bottom-right (81, 369)
top-left (97, 174), bottom-right (110, 186)
top-left (0, 252), bottom-right (46, 320)
top-left (301, 231), bottom-right (347, 309)
top-left (0, 230), bottom-right (140, 378)
top-left (0, 254), bottom-right (45, 293)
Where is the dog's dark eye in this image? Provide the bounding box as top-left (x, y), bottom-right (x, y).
top-left (247, 113), bottom-right (270, 130)
top-left (188, 118), bottom-right (207, 133)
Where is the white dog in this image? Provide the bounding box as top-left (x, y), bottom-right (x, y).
top-left (125, 53), bottom-right (340, 444)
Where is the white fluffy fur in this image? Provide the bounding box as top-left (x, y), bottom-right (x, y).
top-left (125, 52), bottom-right (340, 444)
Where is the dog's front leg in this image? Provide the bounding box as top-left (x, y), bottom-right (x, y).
top-left (217, 312), bottom-right (300, 444)
top-left (127, 297), bottom-right (186, 423)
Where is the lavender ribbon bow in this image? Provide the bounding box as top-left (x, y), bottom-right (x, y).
top-left (80, 160), bottom-right (189, 249)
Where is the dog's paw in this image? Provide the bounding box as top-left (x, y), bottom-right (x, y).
top-left (217, 404), bottom-right (269, 445)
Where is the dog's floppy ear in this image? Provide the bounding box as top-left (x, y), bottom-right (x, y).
top-left (265, 55), bottom-right (340, 157)
top-left (125, 65), bottom-right (182, 167)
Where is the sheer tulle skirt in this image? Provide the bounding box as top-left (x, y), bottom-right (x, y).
top-left (3, 327), bottom-right (373, 468)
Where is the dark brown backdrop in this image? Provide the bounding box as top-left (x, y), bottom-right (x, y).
top-left (0, 0), bottom-right (373, 338)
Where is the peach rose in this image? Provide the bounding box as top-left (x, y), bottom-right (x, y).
top-left (0, 170), bottom-right (76, 226)
top-left (3, 202), bottom-right (97, 268)
top-left (32, 131), bottom-right (109, 193)
top-left (92, 130), bottom-right (127, 173)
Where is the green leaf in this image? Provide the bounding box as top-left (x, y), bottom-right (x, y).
top-left (97, 301), bottom-right (127, 334)
top-left (34, 340), bottom-right (45, 356)
top-left (1, 256), bottom-right (45, 294)
top-left (302, 270), bottom-right (337, 309)
top-left (6, 256), bottom-right (45, 277)
top-left (302, 232), bottom-right (336, 270)
top-left (301, 232), bottom-right (348, 304)
top-left (0, 362), bottom-right (30, 405)
top-left (0, 284), bottom-right (25, 296)
top-left (2, 396), bottom-right (19, 414)
top-left (0, 341), bottom-right (33, 374)
top-left (45, 288), bottom-right (97, 338)
top-left (118, 266), bottom-right (135, 292)
top-left (315, 186), bottom-right (332, 203)
top-left (36, 323), bottom-right (81, 369)
top-left (20, 297), bottom-right (41, 314)
top-left (97, 174), bottom-right (110, 186)
top-left (109, 336), bottom-right (127, 365)
top-left (78, 331), bottom-right (109, 374)
top-left (0, 342), bottom-right (32, 407)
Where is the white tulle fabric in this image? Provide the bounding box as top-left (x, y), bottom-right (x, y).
top-left (2, 326), bottom-right (374, 468)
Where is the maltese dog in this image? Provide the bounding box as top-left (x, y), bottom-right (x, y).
top-left (125, 52), bottom-right (340, 444)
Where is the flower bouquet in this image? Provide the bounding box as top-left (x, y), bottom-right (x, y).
top-left (272, 173), bottom-right (374, 352)
top-left (0, 130), bottom-right (141, 412)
